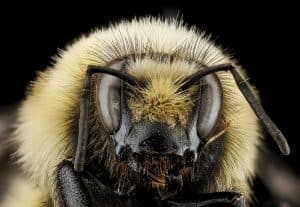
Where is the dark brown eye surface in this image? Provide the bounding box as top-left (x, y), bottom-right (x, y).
top-left (197, 74), bottom-right (223, 140)
top-left (97, 62), bottom-right (123, 133)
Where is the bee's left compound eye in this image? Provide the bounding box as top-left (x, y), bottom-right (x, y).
top-left (196, 74), bottom-right (223, 141)
top-left (97, 62), bottom-right (123, 133)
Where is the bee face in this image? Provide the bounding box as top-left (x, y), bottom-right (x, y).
top-left (93, 57), bottom-right (226, 193)
top-left (14, 18), bottom-right (286, 206)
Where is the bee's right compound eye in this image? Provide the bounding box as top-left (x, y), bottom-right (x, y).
top-left (97, 62), bottom-right (123, 134)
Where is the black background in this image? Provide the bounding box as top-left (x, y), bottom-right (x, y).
top-left (1, 1), bottom-right (299, 204)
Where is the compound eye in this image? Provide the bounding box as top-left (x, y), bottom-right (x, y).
top-left (97, 61), bottom-right (123, 133)
top-left (197, 74), bottom-right (223, 140)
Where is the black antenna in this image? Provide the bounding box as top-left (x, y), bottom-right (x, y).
top-left (180, 64), bottom-right (233, 90)
top-left (230, 68), bottom-right (290, 155)
top-left (181, 63), bottom-right (290, 155)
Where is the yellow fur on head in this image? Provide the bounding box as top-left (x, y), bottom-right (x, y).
top-left (1, 17), bottom-right (262, 206)
top-left (127, 59), bottom-right (198, 127)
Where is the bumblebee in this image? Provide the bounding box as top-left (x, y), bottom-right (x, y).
top-left (0, 17), bottom-right (289, 207)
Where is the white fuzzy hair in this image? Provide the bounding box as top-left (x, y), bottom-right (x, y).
top-left (1, 17), bottom-right (261, 206)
